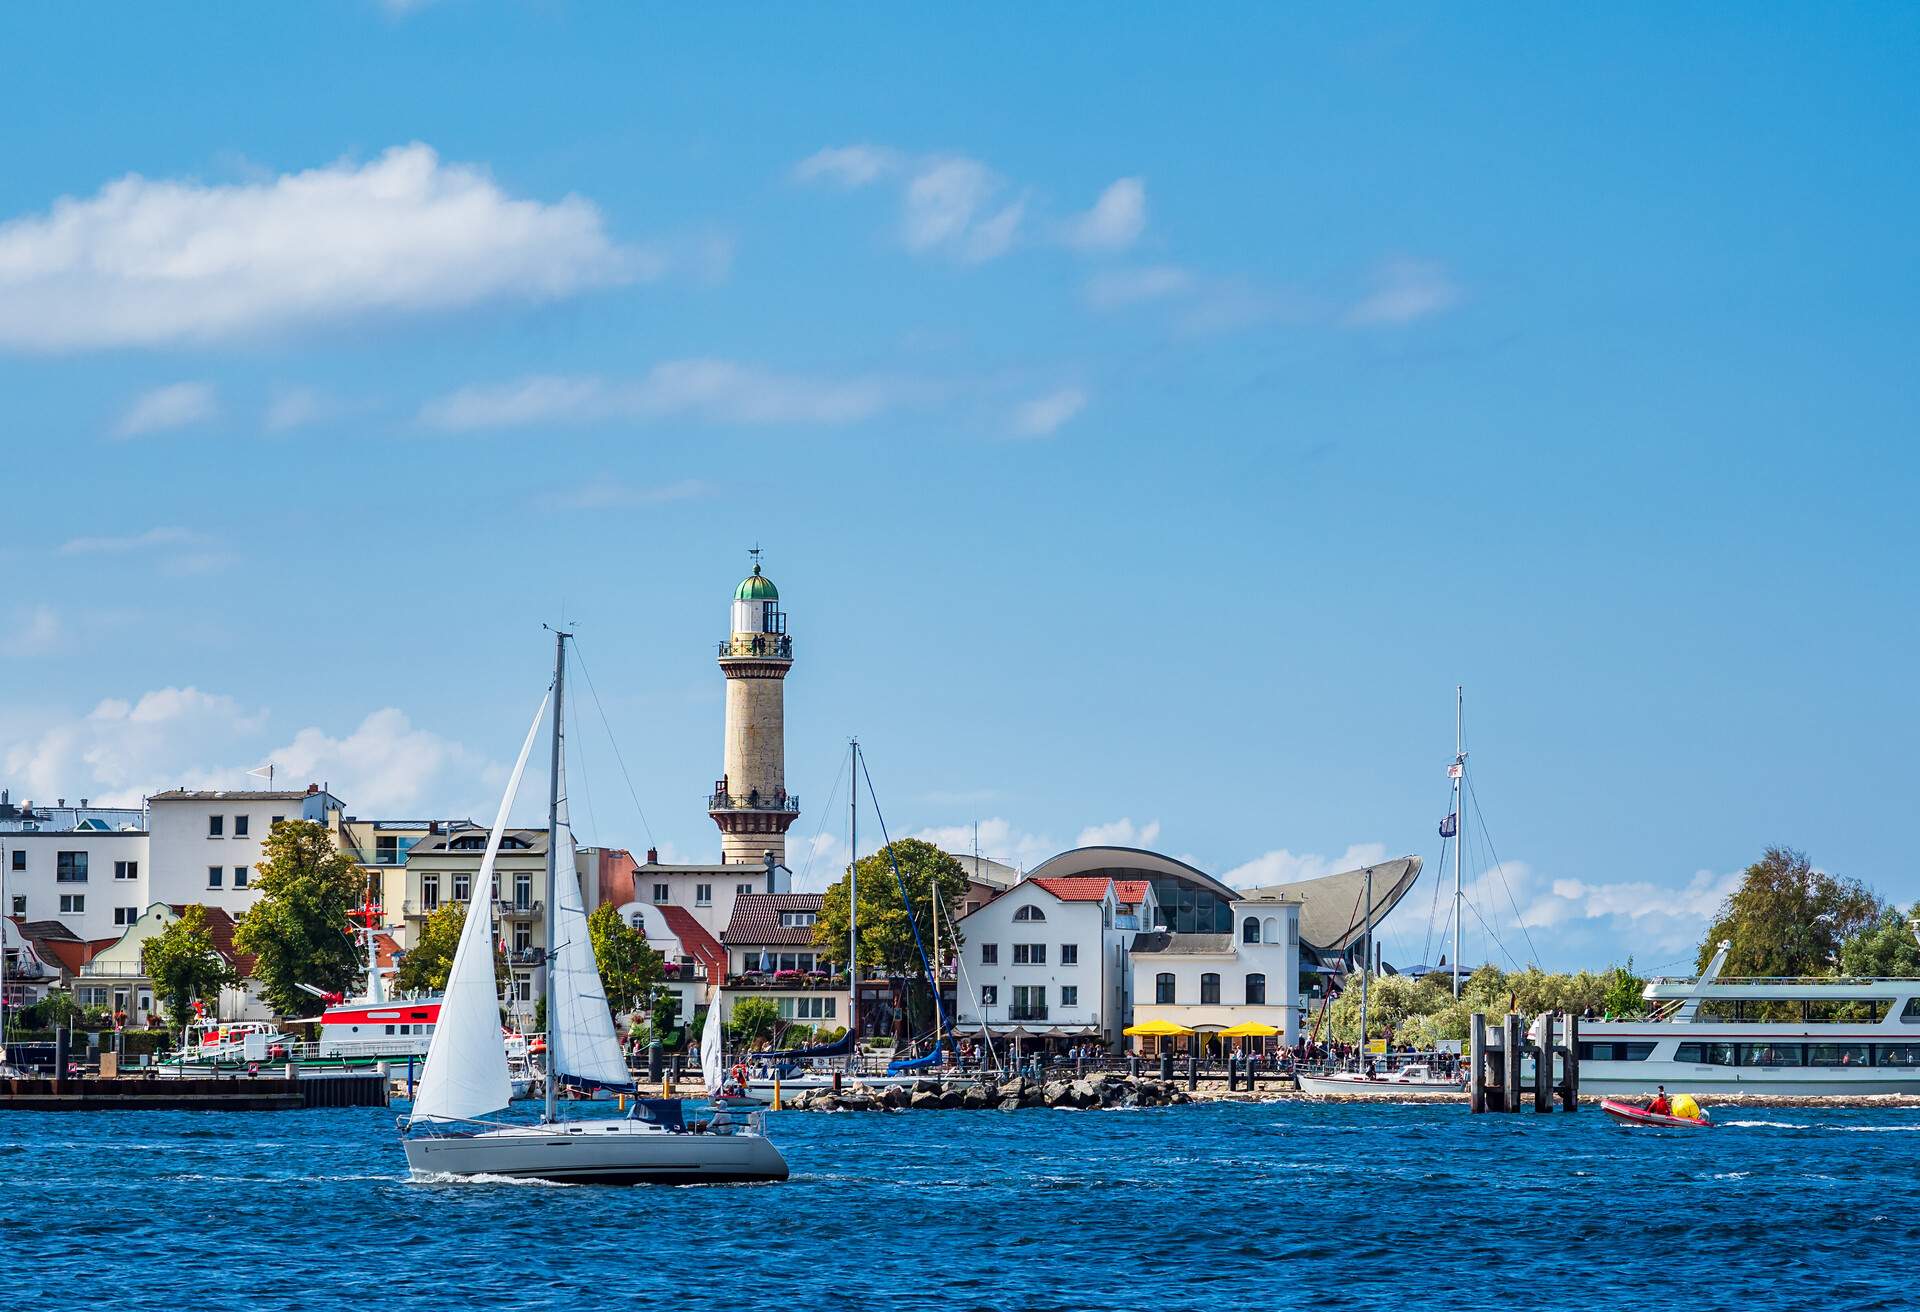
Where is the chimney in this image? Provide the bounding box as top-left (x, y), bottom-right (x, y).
top-left (57, 798), bottom-right (65, 808)
top-left (80, 799), bottom-right (89, 808)
top-left (646, 847), bottom-right (658, 865)
top-left (306, 783), bottom-right (319, 796)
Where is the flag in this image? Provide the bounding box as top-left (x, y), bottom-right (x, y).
top-left (1438, 813), bottom-right (1458, 838)
top-left (1446, 762), bottom-right (1463, 779)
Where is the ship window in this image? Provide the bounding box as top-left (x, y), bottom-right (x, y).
top-left (1675, 1042), bottom-right (1737, 1066)
top-left (1807, 1043), bottom-right (1871, 1068)
top-left (385, 1025), bottom-right (395, 1035)
top-left (1875, 1043), bottom-right (1920, 1066)
top-left (1902, 998), bottom-right (1920, 1023)
top-left (1738, 1042), bottom-right (1805, 1067)
top-left (1578, 1042), bottom-right (1657, 1061)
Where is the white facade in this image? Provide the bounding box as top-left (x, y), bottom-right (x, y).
top-left (146, 788), bottom-right (343, 918)
top-left (76, 903), bottom-right (269, 1025)
top-left (629, 861), bottom-right (789, 942)
top-left (954, 878), bottom-right (1152, 1047)
top-left (1129, 896), bottom-right (1303, 1046)
top-left (1, 828), bottom-right (150, 941)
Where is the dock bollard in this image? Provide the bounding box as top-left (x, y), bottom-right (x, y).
top-left (1159, 1050), bottom-right (1173, 1081)
top-left (1186, 1054), bottom-right (1198, 1091)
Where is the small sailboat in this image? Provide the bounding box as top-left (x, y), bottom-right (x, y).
top-left (401, 631), bottom-right (787, 1185)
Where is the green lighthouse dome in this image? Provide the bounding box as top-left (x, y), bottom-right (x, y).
top-left (735, 564), bottom-right (779, 601)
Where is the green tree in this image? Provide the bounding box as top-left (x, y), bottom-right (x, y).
top-left (29, 989), bottom-right (84, 1033)
top-left (396, 902), bottom-right (510, 995)
top-left (729, 996), bottom-right (780, 1048)
top-left (812, 838), bottom-right (969, 977)
top-left (586, 902), bottom-right (664, 1018)
top-left (1600, 959), bottom-right (1645, 1017)
top-left (1838, 902), bottom-right (1920, 978)
top-left (232, 819), bottom-right (367, 1018)
top-left (1698, 847), bottom-right (1883, 977)
top-left (141, 905), bottom-right (241, 1029)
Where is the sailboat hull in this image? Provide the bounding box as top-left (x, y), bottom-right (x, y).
top-left (404, 1120), bottom-right (789, 1185)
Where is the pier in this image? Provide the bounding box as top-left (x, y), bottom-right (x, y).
top-left (1468, 1011), bottom-right (1580, 1113)
top-left (0, 1073), bottom-right (389, 1112)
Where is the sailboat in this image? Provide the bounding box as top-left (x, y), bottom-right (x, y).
top-left (401, 631), bottom-right (788, 1185)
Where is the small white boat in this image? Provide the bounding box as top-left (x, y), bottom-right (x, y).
top-left (1296, 1063), bottom-right (1465, 1096)
top-left (401, 636), bottom-right (786, 1185)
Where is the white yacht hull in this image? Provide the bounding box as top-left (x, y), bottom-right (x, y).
top-left (404, 1120), bottom-right (789, 1184)
top-left (1578, 1063), bottom-right (1920, 1098)
top-left (1295, 1073), bottom-right (1464, 1097)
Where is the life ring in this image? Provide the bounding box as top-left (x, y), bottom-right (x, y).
top-left (247, 1061), bottom-right (259, 1076)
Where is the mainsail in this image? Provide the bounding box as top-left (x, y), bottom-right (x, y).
top-left (545, 753), bottom-right (633, 1091)
top-left (409, 691), bottom-right (549, 1126)
top-left (700, 989), bottom-right (724, 1094)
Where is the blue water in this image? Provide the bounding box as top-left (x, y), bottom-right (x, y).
top-left (3, 1100), bottom-right (1916, 1311)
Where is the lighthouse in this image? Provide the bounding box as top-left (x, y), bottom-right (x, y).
top-left (709, 550), bottom-right (799, 865)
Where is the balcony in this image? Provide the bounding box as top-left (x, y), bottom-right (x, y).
top-left (1008, 1005), bottom-right (1049, 1021)
top-left (344, 842), bottom-right (416, 867)
top-left (501, 899), bottom-right (543, 919)
top-left (707, 788), bottom-right (800, 814)
top-left (726, 971), bottom-right (845, 991)
top-left (717, 634), bottom-right (794, 660)
top-left (505, 948), bottom-right (546, 968)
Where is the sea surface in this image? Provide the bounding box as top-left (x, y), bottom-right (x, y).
top-left (2, 1099), bottom-right (1915, 1311)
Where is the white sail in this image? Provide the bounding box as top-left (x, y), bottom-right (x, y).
top-left (409, 692), bottom-right (549, 1126)
top-left (700, 991), bottom-right (724, 1094)
top-left (546, 773), bottom-right (633, 1090)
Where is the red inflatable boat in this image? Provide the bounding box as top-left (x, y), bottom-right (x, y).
top-left (1601, 1097), bottom-right (1714, 1128)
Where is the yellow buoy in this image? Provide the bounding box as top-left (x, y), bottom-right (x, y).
top-left (1670, 1093), bottom-right (1700, 1120)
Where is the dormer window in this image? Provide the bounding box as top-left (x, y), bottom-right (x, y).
top-left (1013, 905), bottom-right (1047, 922)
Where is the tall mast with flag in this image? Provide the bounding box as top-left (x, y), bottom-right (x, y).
top-left (1447, 686), bottom-right (1466, 998)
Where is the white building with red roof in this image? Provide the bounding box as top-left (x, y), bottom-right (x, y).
top-left (953, 874), bottom-right (1159, 1051)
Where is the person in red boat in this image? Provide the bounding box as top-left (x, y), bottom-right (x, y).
top-left (1646, 1085), bottom-right (1671, 1117)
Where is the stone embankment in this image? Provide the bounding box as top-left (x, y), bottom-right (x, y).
top-left (787, 1072), bottom-right (1191, 1112)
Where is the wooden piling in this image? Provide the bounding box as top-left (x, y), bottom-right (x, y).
top-left (1530, 1013), bottom-right (1552, 1113)
top-left (1503, 1013), bottom-right (1523, 1113)
top-left (1468, 1013), bottom-right (1487, 1113)
top-left (1562, 1012), bottom-right (1580, 1111)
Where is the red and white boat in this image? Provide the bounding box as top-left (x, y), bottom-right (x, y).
top-left (1601, 1097), bottom-right (1713, 1128)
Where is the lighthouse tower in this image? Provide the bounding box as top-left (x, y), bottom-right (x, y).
top-left (709, 551), bottom-right (798, 865)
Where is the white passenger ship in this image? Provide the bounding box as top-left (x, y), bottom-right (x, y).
top-left (1576, 942), bottom-right (1920, 1096)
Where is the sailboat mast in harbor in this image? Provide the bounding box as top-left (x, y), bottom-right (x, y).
top-left (1451, 685), bottom-right (1465, 998)
top-left (847, 737), bottom-right (859, 1054)
top-left (543, 627), bottom-right (568, 1125)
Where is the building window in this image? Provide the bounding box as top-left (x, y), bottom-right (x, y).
top-left (696, 883), bottom-right (712, 907)
top-left (515, 977), bottom-right (532, 1002)
top-left (513, 924), bottom-right (532, 953)
top-left (1200, 973), bottom-right (1220, 1005)
top-left (10, 850), bottom-right (25, 871)
top-left (737, 882), bottom-right (753, 895)
top-left (208, 866), bottom-right (224, 889)
top-left (234, 866), bottom-right (250, 888)
top-left (980, 944), bottom-right (998, 965)
top-left (1263, 917), bottom-right (1280, 945)
top-left (1246, 973), bottom-right (1266, 1005)
top-left (514, 873), bottom-right (532, 910)
top-left (60, 894), bottom-right (85, 915)
top-left (1242, 916), bottom-right (1259, 944)
top-left (9, 894), bottom-right (23, 916)
top-left (271, 815), bottom-right (284, 827)
top-left (1061, 985), bottom-right (1079, 1008)
top-left (1013, 943), bottom-right (1046, 965)
top-left (207, 814), bottom-right (224, 837)
top-left (1013, 905), bottom-right (1046, 922)
top-left (115, 906), bottom-right (139, 927)
top-left (1156, 972), bottom-right (1175, 1005)
top-left (453, 874), bottom-right (471, 902)
top-left (422, 875), bottom-right (440, 911)
top-left (779, 911), bottom-right (816, 928)
top-left (1011, 985), bottom-right (1046, 1019)
top-left (115, 860), bottom-right (138, 880)
top-left (56, 851), bottom-right (88, 882)
top-left (1060, 943), bottom-right (1078, 966)
top-left (234, 815), bottom-right (249, 838)
top-left (653, 883), bottom-right (670, 903)
top-left (980, 985), bottom-right (997, 1007)
top-left (779, 995), bottom-right (836, 1021)
top-left (376, 835), bottom-right (399, 864)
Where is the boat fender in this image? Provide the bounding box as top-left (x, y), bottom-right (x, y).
top-left (1671, 1093), bottom-right (1700, 1120)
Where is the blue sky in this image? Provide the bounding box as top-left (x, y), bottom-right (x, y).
top-left (2, 6), bottom-right (1916, 972)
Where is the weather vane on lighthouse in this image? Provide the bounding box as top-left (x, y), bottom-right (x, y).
top-left (748, 544), bottom-right (764, 572)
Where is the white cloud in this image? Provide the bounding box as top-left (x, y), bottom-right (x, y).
top-left (791, 145), bottom-right (901, 188)
top-left (1082, 264), bottom-right (1194, 309)
top-left (1075, 817), bottom-right (1161, 849)
top-left (901, 157), bottom-right (1025, 263)
top-left (0, 143), bottom-right (653, 351)
top-left (0, 687), bottom-right (498, 815)
top-left (1010, 386), bottom-right (1086, 438)
top-left (419, 360), bottom-right (906, 432)
top-left (58, 526), bottom-right (203, 555)
top-left (112, 382), bottom-right (217, 438)
top-left (0, 605), bottom-right (63, 657)
top-left (1060, 177), bottom-right (1146, 252)
top-left (264, 386), bottom-right (327, 433)
top-left (1343, 257), bottom-right (1461, 327)
top-left (911, 817), bottom-right (1060, 874)
top-left (1221, 842), bottom-right (1393, 888)
top-left (539, 477), bottom-right (711, 512)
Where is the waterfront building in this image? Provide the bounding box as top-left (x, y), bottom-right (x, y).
top-left (146, 786), bottom-right (346, 920)
top-left (0, 805), bottom-right (149, 943)
top-left (77, 902), bottom-right (265, 1024)
top-left (709, 556), bottom-right (800, 867)
top-left (716, 891), bottom-right (848, 1033)
top-left (1, 917), bottom-right (62, 1007)
top-left (1128, 893), bottom-right (1303, 1051)
top-left (953, 875), bottom-right (1159, 1050)
top-left (618, 847), bottom-right (792, 942)
top-left (398, 824), bottom-right (550, 1023)
top-left (0, 790), bottom-right (147, 834)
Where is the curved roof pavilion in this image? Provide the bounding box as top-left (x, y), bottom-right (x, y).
top-left (1024, 846), bottom-right (1422, 953)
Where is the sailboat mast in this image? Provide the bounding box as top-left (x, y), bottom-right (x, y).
top-left (848, 738), bottom-right (859, 1054)
top-left (1452, 684), bottom-right (1464, 999)
top-left (544, 628), bottom-right (568, 1125)
top-left (1359, 864), bottom-right (1372, 1069)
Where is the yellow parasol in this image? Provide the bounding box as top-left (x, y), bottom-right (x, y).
top-left (1123, 1019), bottom-right (1195, 1037)
top-left (1218, 1021), bottom-right (1281, 1038)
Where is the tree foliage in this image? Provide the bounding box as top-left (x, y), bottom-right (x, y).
top-left (728, 996), bottom-right (780, 1047)
top-left (1698, 847), bottom-right (1883, 976)
top-left (1838, 902), bottom-right (1920, 978)
top-left (811, 838), bottom-right (969, 976)
top-left (232, 819), bottom-right (367, 1018)
top-left (586, 902), bottom-right (664, 1018)
top-left (1318, 959), bottom-right (1652, 1046)
top-left (141, 905), bottom-right (241, 1027)
top-left (396, 901), bottom-right (510, 996)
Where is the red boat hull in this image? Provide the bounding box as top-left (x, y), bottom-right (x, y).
top-left (1600, 1097), bottom-right (1713, 1128)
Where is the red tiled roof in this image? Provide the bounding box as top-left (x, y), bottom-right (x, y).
top-left (1112, 880), bottom-right (1151, 907)
top-left (36, 938), bottom-right (92, 976)
top-left (656, 905), bottom-right (727, 981)
top-left (166, 904), bottom-right (256, 975)
top-left (1030, 876), bottom-right (1118, 903)
top-left (722, 892), bottom-right (823, 947)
